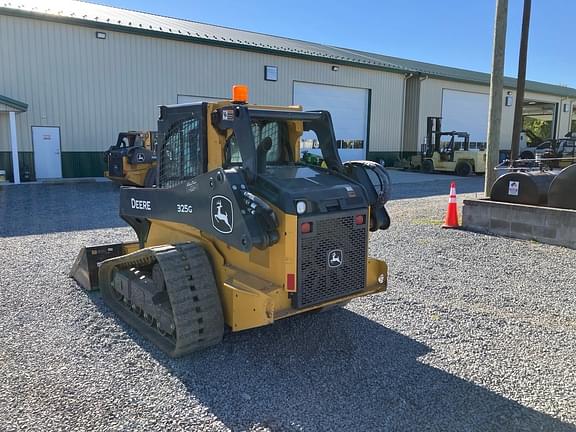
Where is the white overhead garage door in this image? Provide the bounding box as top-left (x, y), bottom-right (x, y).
top-left (293, 82), bottom-right (369, 161)
top-left (441, 89), bottom-right (489, 143)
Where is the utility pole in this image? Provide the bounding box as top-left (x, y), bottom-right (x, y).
top-left (485, 0), bottom-right (508, 195)
top-left (510, 0), bottom-right (532, 161)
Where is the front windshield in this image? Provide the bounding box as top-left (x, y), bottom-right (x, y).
top-left (220, 108), bottom-right (342, 173)
top-left (226, 120), bottom-right (293, 166)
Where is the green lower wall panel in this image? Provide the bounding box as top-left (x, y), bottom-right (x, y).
top-left (0, 152), bottom-right (36, 182)
top-left (61, 152), bottom-right (106, 178)
top-left (0, 151), bottom-right (105, 181)
top-left (0, 150), bottom-right (413, 181)
top-left (367, 151), bottom-right (417, 166)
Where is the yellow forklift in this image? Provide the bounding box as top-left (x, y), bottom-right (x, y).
top-left (411, 117), bottom-right (486, 176)
top-left (104, 130), bottom-right (158, 187)
top-left (71, 85), bottom-right (391, 357)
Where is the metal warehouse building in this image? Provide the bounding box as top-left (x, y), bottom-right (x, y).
top-left (1, 0), bottom-right (576, 182)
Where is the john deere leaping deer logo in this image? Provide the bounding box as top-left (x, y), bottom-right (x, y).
top-left (328, 249), bottom-right (343, 268)
top-left (211, 195), bottom-right (233, 234)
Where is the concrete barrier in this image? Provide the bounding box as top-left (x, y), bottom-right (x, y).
top-left (462, 198), bottom-right (576, 249)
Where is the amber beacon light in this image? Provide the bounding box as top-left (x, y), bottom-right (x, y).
top-left (232, 84), bottom-right (249, 104)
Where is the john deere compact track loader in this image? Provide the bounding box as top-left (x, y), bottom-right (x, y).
top-left (71, 85), bottom-right (391, 357)
top-left (104, 130), bottom-right (158, 187)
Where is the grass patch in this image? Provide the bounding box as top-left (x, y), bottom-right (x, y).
top-left (412, 218), bottom-right (444, 226)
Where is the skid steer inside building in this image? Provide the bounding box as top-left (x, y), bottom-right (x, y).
top-left (71, 85), bottom-right (391, 357)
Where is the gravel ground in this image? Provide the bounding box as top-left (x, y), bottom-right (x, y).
top-left (388, 170), bottom-right (485, 200)
top-left (0, 181), bottom-right (574, 431)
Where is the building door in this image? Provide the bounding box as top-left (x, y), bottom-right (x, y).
top-left (441, 89), bottom-right (489, 146)
top-left (32, 126), bottom-right (62, 179)
top-left (293, 82), bottom-right (369, 162)
top-left (522, 100), bottom-right (557, 142)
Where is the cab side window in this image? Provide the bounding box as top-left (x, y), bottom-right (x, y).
top-left (160, 116), bottom-right (201, 188)
top-left (260, 122), bottom-right (285, 163)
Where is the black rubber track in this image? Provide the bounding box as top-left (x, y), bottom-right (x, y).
top-left (99, 243), bottom-right (224, 357)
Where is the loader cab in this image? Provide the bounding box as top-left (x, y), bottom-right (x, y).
top-left (112, 131), bottom-right (153, 152)
top-left (117, 133), bottom-right (135, 149)
top-left (155, 99), bottom-right (389, 229)
top-left (156, 101), bottom-right (345, 185)
top-left (104, 130), bottom-right (158, 186)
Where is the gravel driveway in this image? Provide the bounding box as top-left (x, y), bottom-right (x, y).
top-left (0, 181), bottom-right (574, 431)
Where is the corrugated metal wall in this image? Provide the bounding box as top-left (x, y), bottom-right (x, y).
top-left (419, 78), bottom-right (575, 149)
top-left (0, 114), bottom-right (8, 150)
top-left (0, 15), bottom-right (405, 159)
top-left (402, 76), bottom-right (420, 153)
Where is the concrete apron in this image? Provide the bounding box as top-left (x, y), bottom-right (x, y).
top-left (462, 198), bottom-right (576, 249)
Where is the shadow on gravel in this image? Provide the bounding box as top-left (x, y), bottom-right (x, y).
top-left (391, 176), bottom-right (484, 200)
top-left (0, 182), bottom-right (125, 237)
top-left (98, 302), bottom-right (575, 432)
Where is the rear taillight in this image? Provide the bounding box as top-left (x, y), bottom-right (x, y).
top-left (355, 214), bottom-right (365, 225)
top-left (301, 222), bottom-right (313, 233)
top-left (286, 273), bottom-right (296, 292)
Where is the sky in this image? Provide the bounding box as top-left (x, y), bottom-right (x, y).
top-left (93, 0), bottom-right (574, 88)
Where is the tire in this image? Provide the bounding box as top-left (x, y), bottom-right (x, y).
top-left (144, 167), bottom-right (157, 188)
top-left (455, 161), bottom-right (472, 177)
top-left (421, 159), bottom-right (434, 173)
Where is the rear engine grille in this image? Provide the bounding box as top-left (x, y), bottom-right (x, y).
top-left (294, 211), bottom-right (367, 308)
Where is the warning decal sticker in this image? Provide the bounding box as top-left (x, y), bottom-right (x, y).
top-left (508, 181), bottom-right (519, 196)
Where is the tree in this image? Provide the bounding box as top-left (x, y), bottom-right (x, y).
top-left (523, 116), bottom-right (552, 140)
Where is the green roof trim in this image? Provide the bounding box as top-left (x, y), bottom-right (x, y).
top-left (0, 94), bottom-right (28, 112)
top-left (352, 49), bottom-right (576, 97)
top-left (2, 1), bottom-right (576, 98)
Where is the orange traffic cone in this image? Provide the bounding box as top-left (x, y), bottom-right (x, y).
top-left (442, 181), bottom-right (460, 229)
